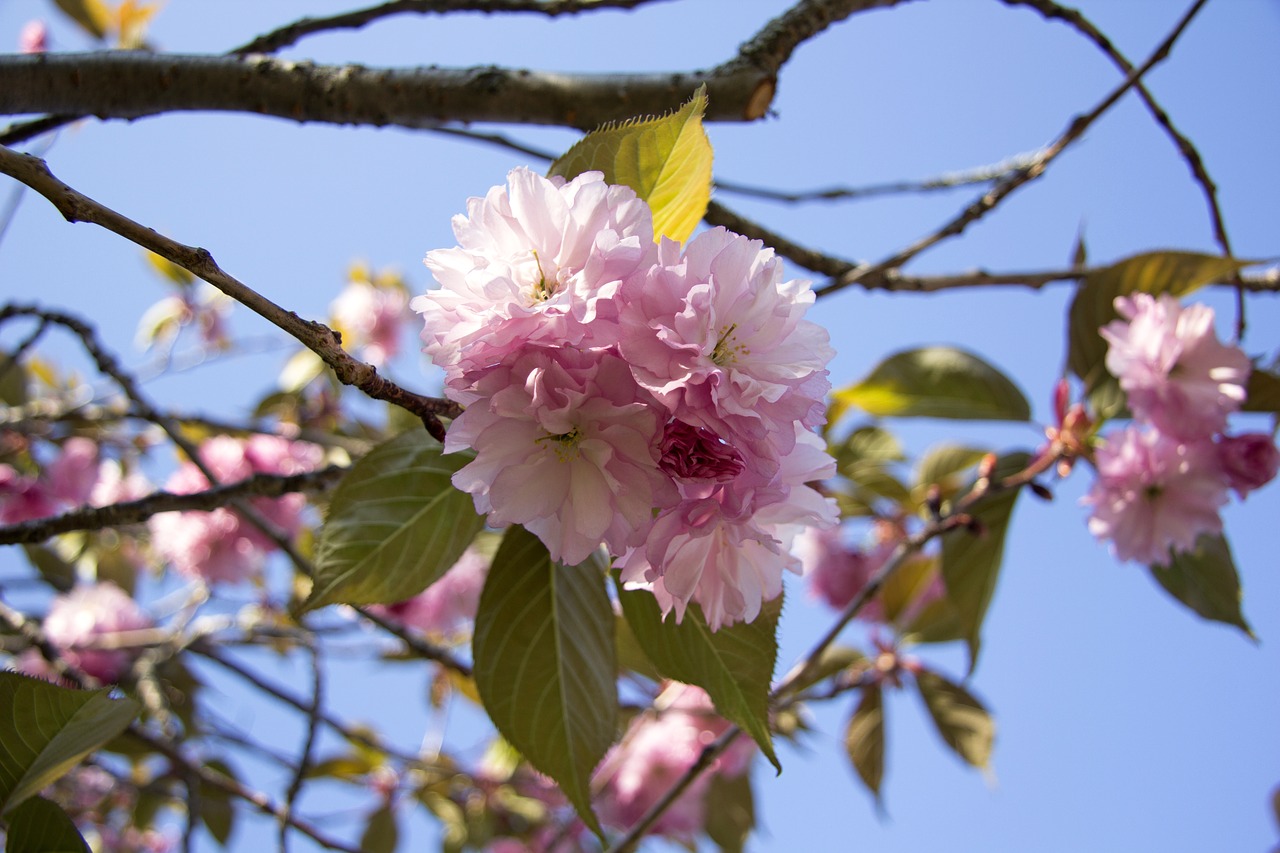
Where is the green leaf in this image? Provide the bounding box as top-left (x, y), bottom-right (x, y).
top-left (844, 684), bottom-right (885, 800)
top-left (304, 430), bottom-right (484, 611)
top-left (4, 796), bottom-right (90, 853)
top-left (1067, 251), bottom-right (1250, 403)
top-left (915, 669), bottom-right (994, 770)
top-left (21, 546), bottom-right (76, 594)
top-left (198, 759), bottom-right (238, 847)
top-left (938, 452), bottom-right (1029, 673)
top-left (472, 526), bottom-right (616, 838)
top-left (877, 553), bottom-right (940, 627)
top-left (834, 347), bottom-right (1030, 421)
top-left (358, 804), bottom-right (399, 853)
top-left (913, 444), bottom-right (988, 508)
top-left (0, 353), bottom-right (29, 408)
top-left (703, 770), bottom-right (755, 853)
top-left (548, 86), bottom-right (712, 243)
top-left (617, 582), bottom-right (781, 772)
top-left (0, 672), bottom-right (141, 815)
top-left (780, 645), bottom-right (867, 696)
top-left (1243, 366), bottom-right (1280, 414)
top-left (1148, 534), bottom-right (1254, 638)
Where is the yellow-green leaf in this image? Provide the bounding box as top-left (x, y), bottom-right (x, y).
top-left (548, 86), bottom-right (712, 243)
top-left (52, 0), bottom-right (111, 39)
top-left (835, 347), bottom-right (1030, 422)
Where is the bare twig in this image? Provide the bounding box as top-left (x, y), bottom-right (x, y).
top-left (0, 154), bottom-right (460, 438)
top-left (231, 0), bottom-right (676, 55)
top-left (278, 636), bottom-right (324, 853)
top-left (822, 0), bottom-right (1211, 298)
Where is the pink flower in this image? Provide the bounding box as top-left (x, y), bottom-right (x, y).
top-left (621, 427), bottom-right (837, 630)
top-left (91, 460), bottom-right (152, 507)
top-left (446, 346), bottom-right (672, 565)
top-left (619, 227), bottom-right (832, 466)
top-left (1083, 426), bottom-right (1229, 565)
top-left (367, 544), bottom-right (489, 638)
top-left (414, 168), bottom-right (655, 400)
top-left (1101, 293), bottom-right (1250, 440)
top-left (19, 20), bottom-right (47, 53)
top-left (149, 435), bottom-right (321, 583)
top-left (1216, 432), bottom-right (1280, 498)
top-left (595, 684), bottom-right (753, 840)
top-left (41, 583), bottom-right (153, 683)
top-left (799, 526), bottom-right (892, 615)
top-left (330, 279), bottom-right (411, 367)
top-left (44, 437), bottom-right (100, 506)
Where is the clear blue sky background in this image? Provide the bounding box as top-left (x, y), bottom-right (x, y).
top-left (1, 1), bottom-right (1278, 851)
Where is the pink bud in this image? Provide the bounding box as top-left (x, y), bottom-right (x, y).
top-left (19, 20), bottom-right (47, 54)
top-left (1217, 432), bottom-right (1280, 498)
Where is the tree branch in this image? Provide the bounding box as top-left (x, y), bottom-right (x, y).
top-left (0, 465), bottom-right (347, 546)
top-left (0, 52), bottom-right (764, 131)
top-left (0, 151), bottom-right (460, 438)
top-left (821, 0), bottom-right (1211, 298)
top-left (230, 0), bottom-right (678, 56)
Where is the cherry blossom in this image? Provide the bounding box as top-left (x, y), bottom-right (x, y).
top-left (149, 435), bottom-right (322, 583)
top-left (414, 167), bottom-right (655, 400)
top-left (594, 684), bottom-right (753, 840)
top-left (330, 277), bottom-right (411, 367)
top-left (1083, 426), bottom-right (1228, 565)
top-left (40, 582), bottom-right (154, 683)
top-left (1101, 293), bottom-right (1250, 440)
top-left (446, 346), bottom-right (672, 565)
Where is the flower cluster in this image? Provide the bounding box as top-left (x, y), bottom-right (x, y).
top-left (329, 264), bottom-right (412, 367)
top-left (17, 582), bottom-right (154, 684)
top-left (149, 434), bottom-right (323, 584)
top-left (0, 437), bottom-right (105, 524)
top-left (1083, 293), bottom-right (1277, 565)
top-left (414, 168), bottom-right (837, 629)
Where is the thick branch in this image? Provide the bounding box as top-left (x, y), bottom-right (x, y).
top-left (0, 148), bottom-right (460, 438)
top-left (0, 53), bottom-right (766, 130)
top-left (0, 466), bottom-right (347, 546)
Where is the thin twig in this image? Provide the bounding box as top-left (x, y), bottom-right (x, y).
top-left (0, 156), bottom-right (460, 438)
top-left (231, 0), bottom-right (676, 55)
top-left (279, 635), bottom-right (324, 853)
top-left (822, 0), bottom-right (1212, 299)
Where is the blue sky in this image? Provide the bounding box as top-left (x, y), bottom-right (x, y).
top-left (1, 1), bottom-right (1278, 850)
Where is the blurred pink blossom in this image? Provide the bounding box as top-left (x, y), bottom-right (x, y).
top-left (1083, 426), bottom-right (1228, 565)
top-left (595, 684), bottom-right (753, 840)
top-left (0, 438), bottom-right (102, 523)
top-left (1101, 293), bottom-right (1250, 440)
top-left (149, 435), bottom-right (322, 583)
top-left (40, 582), bottom-right (153, 683)
top-left (330, 279), bottom-right (411, 367)
top-left (1216, 432), bottom-right (1280, 498)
